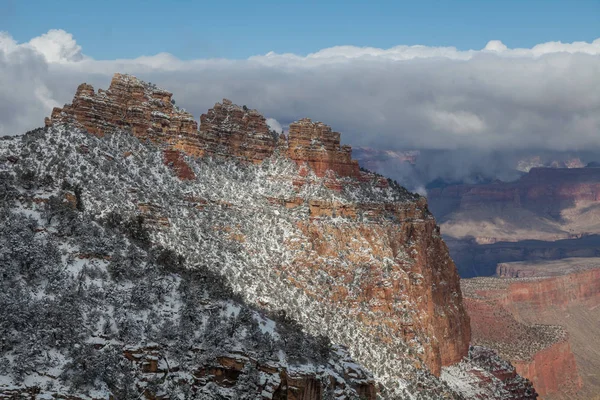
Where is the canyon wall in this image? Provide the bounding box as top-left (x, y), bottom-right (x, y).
top-left (46, 73), bottom-right (200, 142)
top-left (197, 99), bottom-right (277, 162)
top-left (44, 73), bottom-right (471, 380)
top-left (497, 261), bottom-right (600, 315)
top-left (427, 168), bottom-right (600, 277)
top-left (512, 340), bottom-right (581, 399)
top-left (463, 259), bottom-right (600, 398)
top-left (287, 118), bottom-right (360, 178)
top-left (428, 168), bottom-right (600, 216)
top-left (281, 197), bottom-right (470, 374)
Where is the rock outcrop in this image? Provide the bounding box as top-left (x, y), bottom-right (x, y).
top-left (40, 73), bottom-right (519, 397)
top-left (197, 99), bottom-right (278, 162)
top-left (46, 73), bottom-right (200, 144)
top-left (281, 197), bottom-right (470, 375)
top-left (46, 75), bottom-right (362, 179)
top-left (120, 345), bottom-right (376, 400)
top-left (286, 118), bottom-right (360, 178)
top-left (44, 73), bottom-right (471, 379)
top-left (442, 346), bottom-right (538, 399)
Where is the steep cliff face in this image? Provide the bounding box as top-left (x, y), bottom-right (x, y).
top-left (460, 261), bottom-right (600, 399)
top-left (283, 197), bottom-right (469, 375)
top-left (463, 293), bottom-right (581, 398)
top-left (13, 73), bottom-right (543, 398)
top-left (43, 73), bottom-right (470, 381)
top-left (496, 260), bottom-right (600, 314)
top-left (512, 340), bottom-right (581, 399)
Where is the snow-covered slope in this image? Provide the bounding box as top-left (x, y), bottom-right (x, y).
top-left (0, 154), bottom-right (376, 399)
top-left (0, 126), bottom-right (538, 399)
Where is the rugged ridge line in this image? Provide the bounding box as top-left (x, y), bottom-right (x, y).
top-left (45, 73), bottom-right (472, 378)
top-left (22, 72), bottom-right (545, 398)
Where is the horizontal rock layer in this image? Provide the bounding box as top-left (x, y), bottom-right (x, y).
top-left (46, 74), bottom-right (361, 179)
top-left (460, 264), bottom-right (600, 398)
top-left (44, 73), bottom-right (472, 381)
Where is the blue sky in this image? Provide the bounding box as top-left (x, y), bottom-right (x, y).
top-left (2, 0), bottom-right (599, 59)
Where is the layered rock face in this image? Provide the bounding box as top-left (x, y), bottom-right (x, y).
top-left (429, 167), bottom-right (600, 241)
top-left (46, 73), bottom-right (200, 143)
top-left (281, 197), bottom-right (470, 375)
top-left (429, 168), bottom-right (600, 217)
top-left (46, 74), bottom-right (363, 178)
top-left (286, 118), bottom-right (360, 178)
top-left (41, 73), bottom-right (482, 396)
top-left (124, 346), bottom-right (376, 400)
top-left (428, 167), bottom-right (600, 276)
top-left (462, 287), bottom-right (580, 398)
top-left (462, 259), bottom-right (600, 399)
top-left (46, 73), bottom-right (202, 179)
top-left (511, 341), bottom-right (581, 399)
top-left (497, 261), bottom-right (600, 316)
top-left (197, 99), bottom-right (278, 162)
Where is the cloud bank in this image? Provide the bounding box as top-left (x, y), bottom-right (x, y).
top-left (1, 29), bottom-right (599, 186)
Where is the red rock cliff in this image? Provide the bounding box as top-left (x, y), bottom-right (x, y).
top-left (497, 262), bottom-right (600, 314)
top-left (512, 340), bottom-right (581, 398)
top-left (277, 197), bottom-right (470, 376)
top-left (462, 268), bottom-right (595, 398)
top-left (46, 73), bottom-right (200, 143)
top-left (45, 73), bottom-right (471, 378)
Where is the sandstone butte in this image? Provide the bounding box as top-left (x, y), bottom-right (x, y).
top-left (462, 258), bottom-right (600, 399)
top-left (46, 73), bottom-right (471, 378)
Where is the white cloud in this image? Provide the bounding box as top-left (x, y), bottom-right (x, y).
top-left (483, 40), bottom-right (508, 52)
top-left (266, 118), bottom-right (283, 134)
top-left (27, 29), bottom-right (84, 63)
top-left (428, 109), bottom-right (487, 136)
top-left (0, 29), bottom-right (599, 164)
top-left (0, 31), bottom-right (17, 53)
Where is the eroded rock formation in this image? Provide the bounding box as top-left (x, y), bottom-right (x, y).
top-left (44, 73), bottom-right (472, 385)
top-left (121, 346), bottom-right (376, 400)
top-left (197, 99), bottom-right (277, 162)
top-left (46, 74), bottom-right (362, 180)
top-left (286, 118), bottom-right (360, 178)
top-left (46, 73), bottom-right (200, 143)
top-left (280, 197), bottom-right (470, 375)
